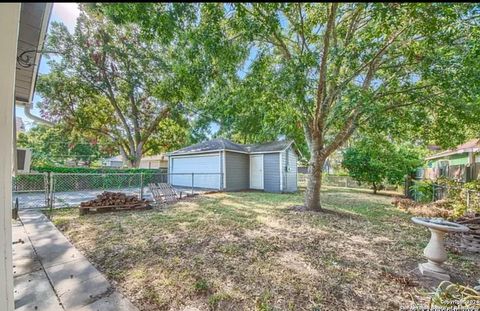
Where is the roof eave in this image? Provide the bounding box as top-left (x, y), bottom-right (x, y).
top-left (15, 3), bottom-right (53, 104)
top-left (425, 147), bottom-right (480, 161)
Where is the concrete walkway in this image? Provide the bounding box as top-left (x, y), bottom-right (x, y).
top-left (13, 210), bottom-right (138, 311)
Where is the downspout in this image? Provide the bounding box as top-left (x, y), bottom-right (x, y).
top-left (16, 101), bottom-right (54, 126)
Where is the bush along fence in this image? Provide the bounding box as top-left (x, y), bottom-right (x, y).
top-left (298, 173), bottom-right (399, 192)
top-left (408, 179), bottom-right (480, 217)
top-left (12, 171), bottom-right (223, 209)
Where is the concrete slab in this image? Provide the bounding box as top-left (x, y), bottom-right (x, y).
top-left (12, 240), bottom-right (35, 259)
top-left (13, 256), bottom-right (42, 277)
top-left (22, 216), bottom-right (58, 234)
top-left (76, 292), bottom-right (138, 311)
top-left (12, 222), bottom-right (42, 277)
top-left (15, 209), bottom-right (139, 311)
top-left (27, 229), bottom-right (87, 268)
top-left (57, 274), bottom-right (111, 310)
top-left (45, 258), bottom-right (104, 292)
top-left (14, 270), bottom-right (64, 311)
top-left (37, 245), bottom-right (86, 269)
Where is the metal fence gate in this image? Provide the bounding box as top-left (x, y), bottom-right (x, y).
top-left (12, 173), bottom-right (48, 209)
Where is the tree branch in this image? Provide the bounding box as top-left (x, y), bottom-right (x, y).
top-left (314, 3), bottom-right (338, 135)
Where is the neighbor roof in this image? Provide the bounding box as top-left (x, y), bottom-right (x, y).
top-left (168, 138), bottom-right (294, 156)
top-left (104, 155), bottom-right (123, 162)
top-left (425, 139), bottom-right (480, 160)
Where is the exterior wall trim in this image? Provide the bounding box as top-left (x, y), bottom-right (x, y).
top-left (0, 4), bottom-right (21, 310)
top-left (169, 152), bottom-right (222, 159)
top-left (279, 151), bottom-right (283, 192)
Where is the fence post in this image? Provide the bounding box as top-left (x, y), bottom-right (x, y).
top-left (45, 172), bottom-right (50, 209)
top-left (140, 173), bottom-right (144, 200)
top-left (191, 173), bottom-right (194, 195)
top-left (432, 184), bottom-right (435, 202)
top-left (467, 190), bottom-right (470, 210)
top-left (48, 172), bottom-right (54, 211)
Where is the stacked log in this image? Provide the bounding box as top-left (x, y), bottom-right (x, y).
top-left (457, 213), bottom-right (480, 253)
top-left (79, 191), bottom-right (149, 214)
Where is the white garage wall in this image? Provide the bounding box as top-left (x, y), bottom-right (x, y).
top-left (170, 153), bottom-right (221, 189)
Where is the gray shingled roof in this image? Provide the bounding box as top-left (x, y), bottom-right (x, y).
top-left (169, 138), bottom-right (293, 155)
top-left (244, 140), bottom-right (293, 153)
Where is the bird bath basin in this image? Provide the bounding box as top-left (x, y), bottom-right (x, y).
top-left (412, 217), bottom-right (469, 281)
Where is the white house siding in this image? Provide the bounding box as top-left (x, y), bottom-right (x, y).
top-left (225, 151), bottom-right (249, 191)
top-left (263, 153), bottom-right (281, 192)
top-left (1, 4), bottom-right (20, 309)
top-left (169, 153), bottom-right (221, 189)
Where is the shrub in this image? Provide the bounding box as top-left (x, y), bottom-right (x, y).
top-left (409, 181), bottom-right (434, 203)
top-left (435, 178), bottom-right (480, 217)
top-left (23, 166), bottom-right (168, 192)
top-left (31, 165), bottom-right (165, 174)
top-left (427, 281), bottom-right (480, 308)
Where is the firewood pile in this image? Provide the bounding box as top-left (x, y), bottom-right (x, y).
top-left (79, 191), bottom-right (150, 215)
top-left (457, 213), bottom-right (480, 253)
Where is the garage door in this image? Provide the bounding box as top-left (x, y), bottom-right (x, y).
top-left (170, 154), bottom-right (221, 189)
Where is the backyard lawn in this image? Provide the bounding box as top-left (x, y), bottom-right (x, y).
top-left (48, 188), bottom-right (479, 311)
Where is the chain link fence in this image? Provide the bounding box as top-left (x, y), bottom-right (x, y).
top-left (298, 173), bottom-right (399, 191)
top-left (12, 172), bottom-right (223, 209)
top-left (12, 173), bottom-right (48, 209)
top-left (409, 182), bottom-right (480, 213)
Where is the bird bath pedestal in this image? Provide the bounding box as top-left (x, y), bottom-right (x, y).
top-left (412, 217), bottom-right (469, 281)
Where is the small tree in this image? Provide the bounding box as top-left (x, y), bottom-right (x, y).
top-left (342, 137), bottom-right (422, 193)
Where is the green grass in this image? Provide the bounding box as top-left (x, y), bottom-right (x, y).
top-left (48, 188), bottom-right (479, 311)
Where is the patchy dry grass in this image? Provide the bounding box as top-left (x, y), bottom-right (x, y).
top-left (49, 188), bottom-right (479, 311)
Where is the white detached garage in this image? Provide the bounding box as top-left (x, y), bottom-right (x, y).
top-left (170, 154), bottom-right (222, 189)
top-left (167, 139), bottom-right (299, 192)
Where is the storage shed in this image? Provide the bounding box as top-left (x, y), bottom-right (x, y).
top-left (168, 139), bottom-right (298, 192)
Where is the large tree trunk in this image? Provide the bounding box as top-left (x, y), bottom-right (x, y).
top-left (305, 150), bottom-right (326, 211)
top-left (131, 142), bottom-right (143, 168)
top-left (119, 144), bottom-right (143, 168)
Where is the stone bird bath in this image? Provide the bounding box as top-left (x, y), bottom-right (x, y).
top-left (412, 217), bottom-right (469, 281)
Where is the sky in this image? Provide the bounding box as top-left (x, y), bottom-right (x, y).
top-left (17, 3), bottom-right (81, 129)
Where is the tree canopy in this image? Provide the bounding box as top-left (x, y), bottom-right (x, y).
top-left (207, 3), bottom-right (480, 209)
top-left (37, 3), bottom-right (480, 209)
top-left (17, 125), bottom-right (111, 167)
top-left (37, 4), bottom-right (217, 167)
top-left (342, 136), bottom-right (423, 193)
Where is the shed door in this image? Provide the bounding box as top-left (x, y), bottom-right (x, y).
top-left (250, 154), bottom-right (264, 190)
top-left (170, 154), bottom-right (220, 189)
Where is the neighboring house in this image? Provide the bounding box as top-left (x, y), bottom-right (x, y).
top-left (15, 117), bottom-right (31, 172)
top-left (15, 117), bottom-right (25, 135)
top-left (168, 139), bottom-right (299, 192)
top-left (424, 139), bottom-right (480, 181)
top-left (102, 155), bottom-right (124, 168)
top-left (139, 154), bottom-right (168, 169)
